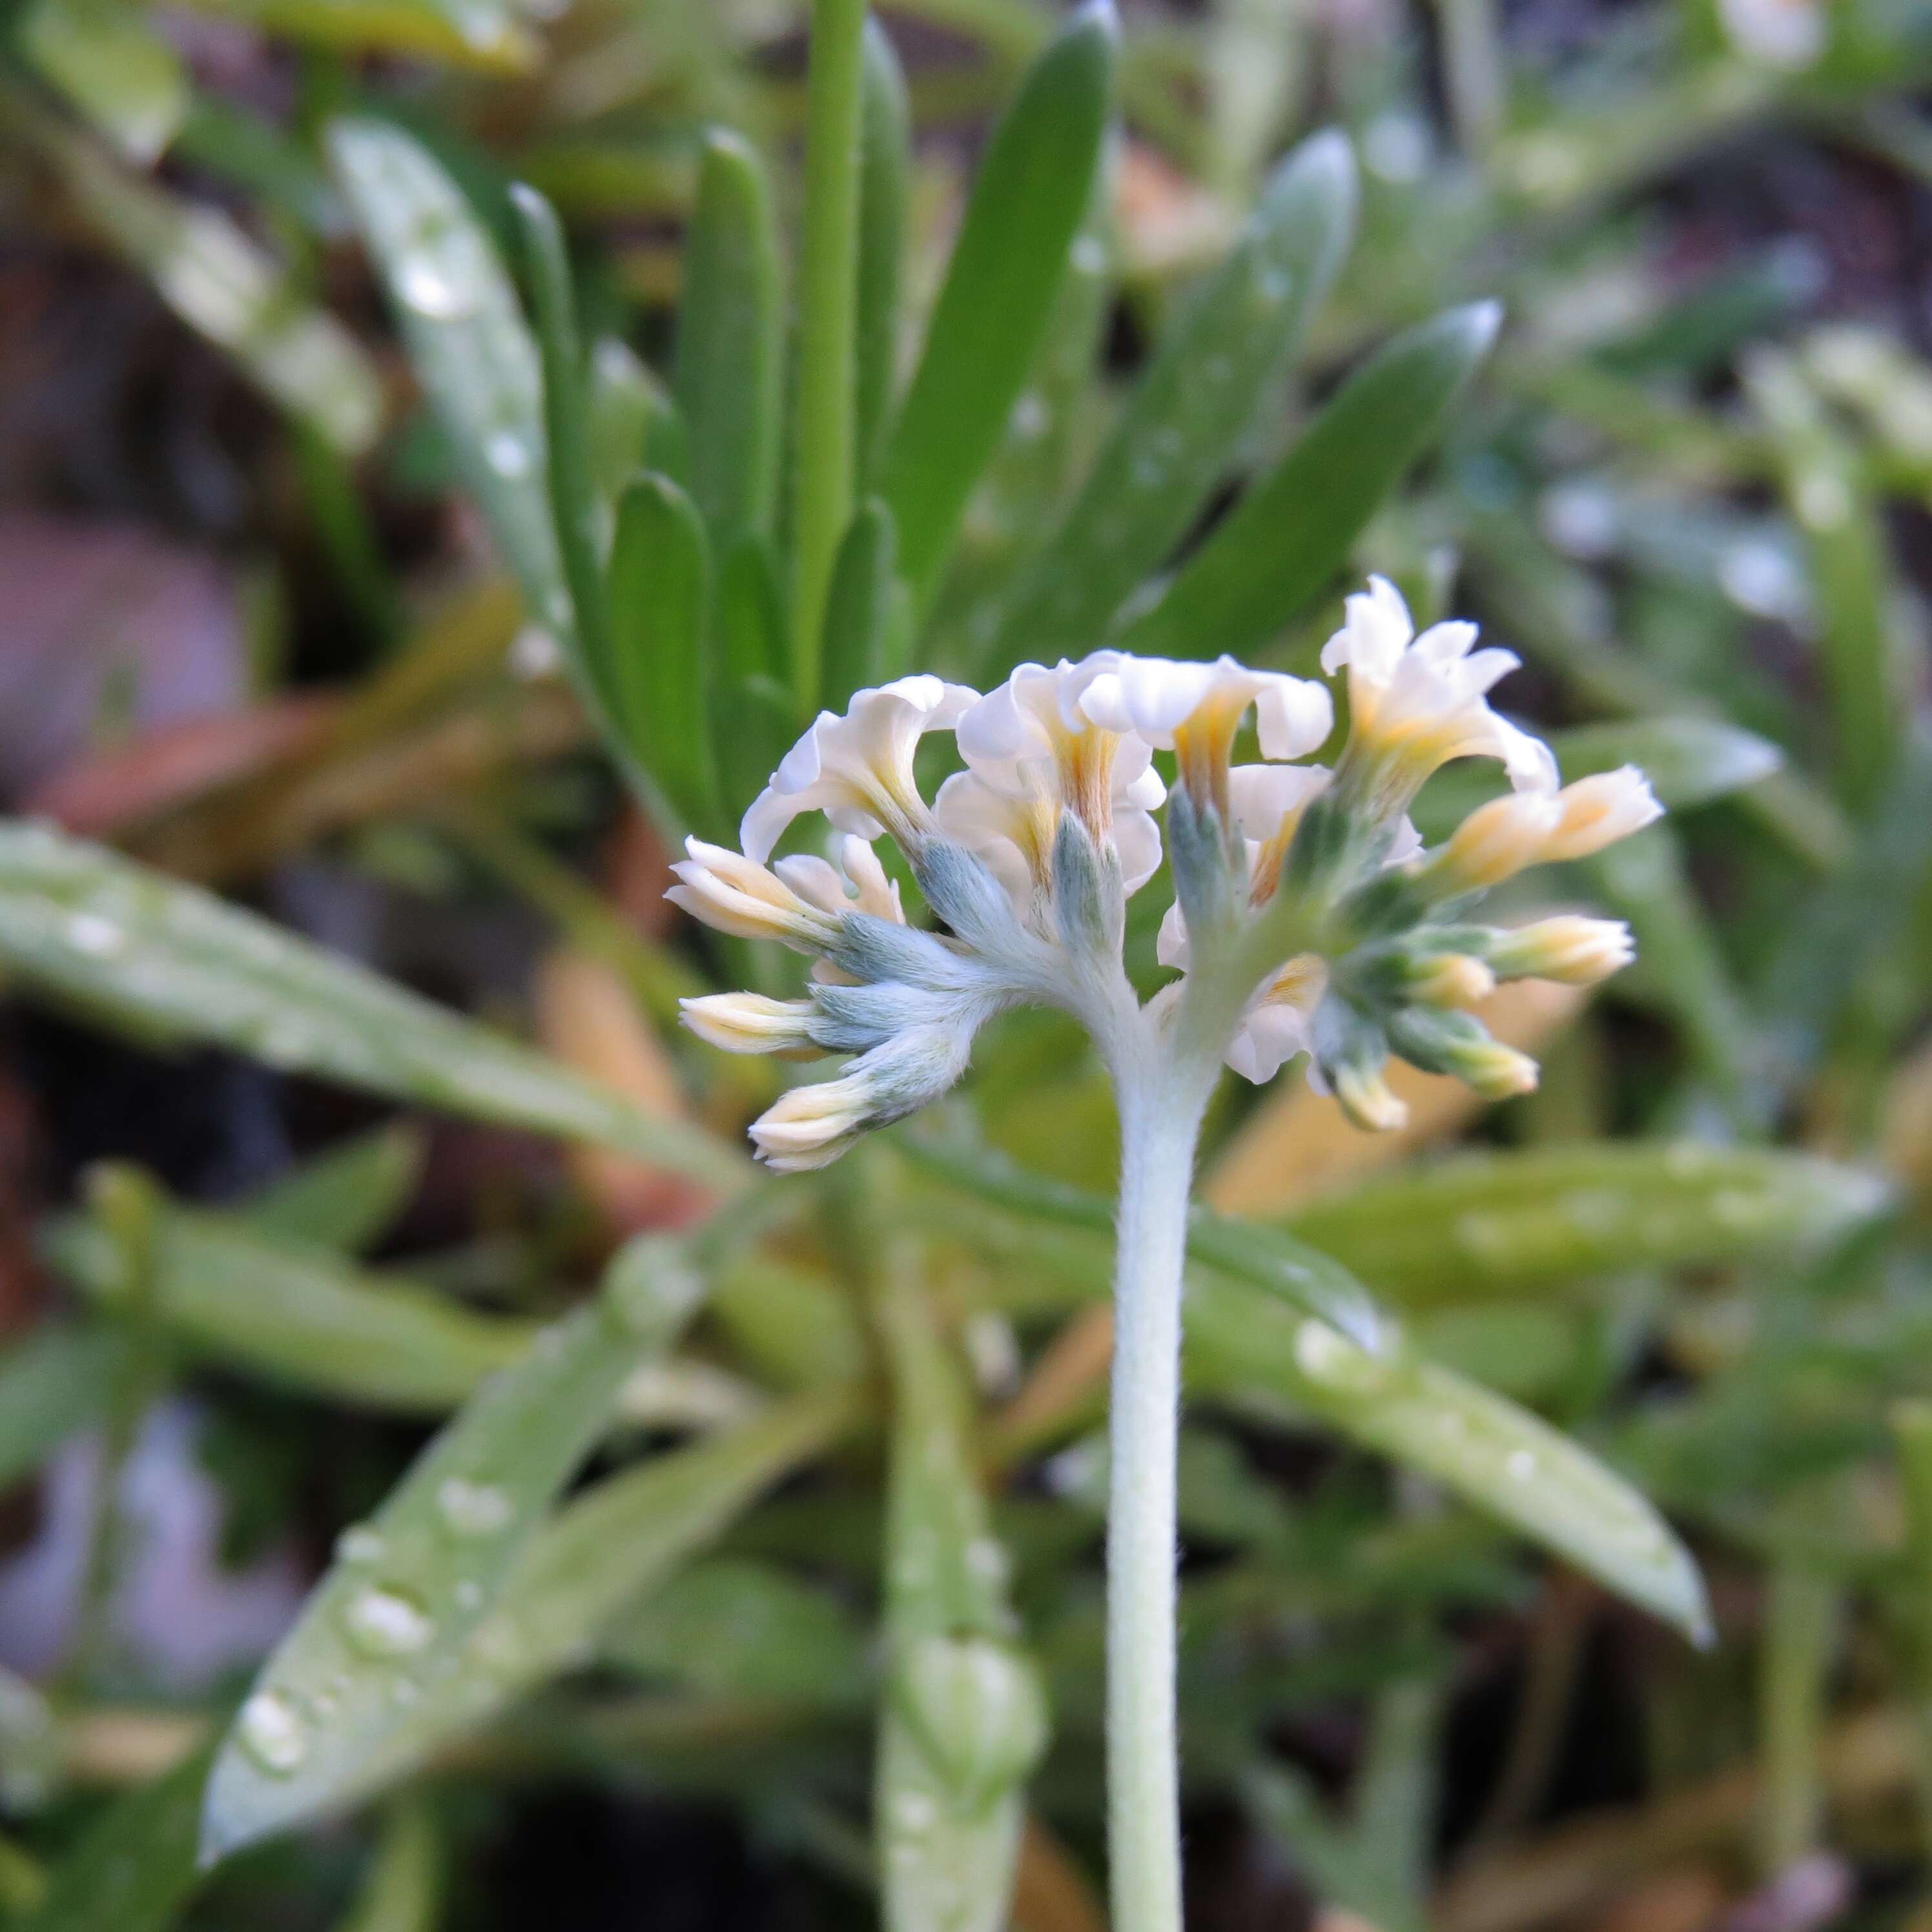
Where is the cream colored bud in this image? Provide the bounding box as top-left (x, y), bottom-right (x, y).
top-left (1432, 791), bottom-right (1565, 892)
top-left (1451, 1038), bottom-right (1541, 1101)
top-left (666, 839), bottom-right (841, 951)
top-left (1333, 1061), bottom-right (1410, 1133)
top-left (1408, 952), bottom-right (1497, 1009)
top-left (679, 993), bottom-right (821, 1058)
top-left (1540, 767), bottom-right (1663, 862)
top-left (746, 1077), bottom-right (872, 1171)
top-left (1488, 915), bottom-right (1635, 985)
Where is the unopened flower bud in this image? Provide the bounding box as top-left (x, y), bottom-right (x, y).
top-left (1406, 951), bottom-right (1497, 1009)
top-left (1430, 791), bottom-right (1565, 894)
top-left (1539, 766), bottom-right (1663, 863)
top-left (679, 992), bottom-right (821, 1058)
top-left (1388, 1005), bottom-right (1539, 1100)
top-left (747, 1076), bottom-right (874, 1172)
top-left (1333, 1060), bottom-right (1410, 1133)
top-left (667, 839), bottom-right (842, 951)
top-left (1486, 915), bottom-right (1635, 985)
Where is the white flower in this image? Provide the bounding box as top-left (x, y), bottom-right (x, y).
top-left (1079, 653), bottom-right (1332, 814)
top-left (1717, 0), bottom-right (1824, 67)
top-left (1321, 576), bottom-right (1557, 796)
top-left (938, 657), bottom-right (1167, 899)
top-left (666, 839), bottom-right (842, 951)
top-left (1431, 765), bottom-right (1661, 893)
top-left (741, 675), bottom-right (978, 863)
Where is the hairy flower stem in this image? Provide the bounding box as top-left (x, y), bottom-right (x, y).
top-left (1107, 1050), bottom-right (1214, 1932)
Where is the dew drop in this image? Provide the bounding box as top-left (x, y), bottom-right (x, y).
top-left (344, 1585), bottom-right (433, 1658)
top-left (1505, 1448), bottom-right (1538, 1482)
top-left (484, 430), bottom-right (532, 478)
top-left (238, 1690), bottom-right (307, 1776)
top-left (65, 913), bottom-right (123, 958)
top-left (1009, 391), bottom-right (1048, 440)
top-left (438, 1477), bottom-right (515, 1539)
top-left (395, 257), bottom-right (475, 321)
top-left (1070, 235), bottom-right (1107, 276)
top-left (334, 1525), bottom-right (385, 1566)
top-left (1255, 265), bottom-right (1292, 305)
top-left (455, 1580), bottom-right (484, 1612)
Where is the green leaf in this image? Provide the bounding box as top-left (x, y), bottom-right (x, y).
top-left (51, 1184), bottom-right (534, 1413)
top-left (717, 535), bottom-right (790, 688)
top-left (238, 1125), bottom-right (427, 1253)
top-left (820, 499), bottom-right (899, 708)
top-left (39, 115), bottom-right (380, 455)
top-left (510, 182), bottom-right (617, 715)
top-left (675, 131), bottom-right (783, 544)
top-left (903, 1133), bottom-right (1388, 1354)
top-left (327, 1389), bottom-right (850, 1795)
top-left (588, 336), bottom-right (676, 503)
top-left (608, 473), bottom-right (719, 831)
top-left (874, 1276), bottom-right (1042, 1932)
top-left (1187, 1290), bottom-right (1711, 1643)
top-left (0, 823), bottom-right (745, 1189)
top-left (1117, 302), bottom-right (1499, 662)
top-left (989, 128), bottom-right (1357, 666)
top-left (601, 1557), bottom-right (868, 1707)
top-left (334, 1801), bottom-right (442, 1932)
top-left (327, 119), bottom-right (562, 632)
top-left (21, 0), bottom-right (187, 165)
top-left (180, 0), bottom-right (537, 72)
top-left (19, 1746), bottom-right (210, 1932)
top-left (879, 3), bottom-right (1117, 621)
top-left (714, 676), bottom-right (803, 834)
top-left (0, 1326), bottom-right (126, 1490)
top-left (200, 1236), bottom-right (708, 1858)
top-left (855, 19), bottom-right (910, 490)
top-left (1282, 1144), bottom-right (1890, 1307)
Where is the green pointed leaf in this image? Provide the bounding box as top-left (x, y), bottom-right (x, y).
top-left (239, 1125), bottom-right (427, 1253)
top-left (200, 1237), bottom-right (708, 1859)
top-left (40, 116), bottom-right (379, 455)
top-left (333, 1389), bottom-right (850, 1791)
top-left (21, 0), bottom-right (187, 165)
top-left (334, 1801), bottom-right (441, 1932)
top-left (0, 1326), bottom-right (126, 1490)
top-left (717, 535), bottom-right (790, 687)
top-left (1187, 1290), bottom-right (1711, 1642)
top-left (714, 675), bottom-right (802, 832)
top-left (1282, 1144), bottom-right (1891, 1307)
top-left (879, 3), bottom-right (1116, 620)
top-left (903, 1133), bottom-right (1388, 1355)
top-left (989, 128), bottom-right (1357, 666)
top-left (820, 499), bottom-right (899, 708)
top-left (0, 823), bottom-right (746, 1189)
top-left (1118, 302), bottom-right (1499, 661)
top-left (675, 130), bottom-right (783, 544)
top-left (181, 0), bottom-right (537, 71)
top-left (608, 473), bottom-right (718, 830)
top-left (855, 18), bottom-right (910, 489)
top-left (19, 1746), bottom-right (210, 1932)
top-left (50, 1183), bottom-right (535, 1413)
top-left (328, 118), bottom-right (563, 634)
top-left (588, 336), bottom-right (674, 502)
top-left (874, 1277), bottom-right (1042, 1932)
top-left (510, 181), bottom-right (617, 712)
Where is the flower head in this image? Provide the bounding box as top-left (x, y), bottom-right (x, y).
top-left (1321, 576), bottom-right (1557, 807)
top-left (741, 675), bottom-right (977, 863)
top-left (666, 840), bottom-right (842, 951)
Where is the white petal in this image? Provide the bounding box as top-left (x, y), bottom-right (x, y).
top-left (1115, 809), bottom-right (1164, 896)
top-left (1156, 901), bottom-right (1191, 970)
top-left (1225, 1002), bottom-right (1313, 1084)
top-left (1252, 675), bottom-right (1335, 759)
top-left (1321, 574), bottom-right (1413, 681)
top-left (1226, 763), bottom-right (1331, 840)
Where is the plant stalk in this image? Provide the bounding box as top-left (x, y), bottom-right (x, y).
top-left (790, 0), bottom-right (870, 702)
top-left (1106, 1053), bottom-right (1211, 1932)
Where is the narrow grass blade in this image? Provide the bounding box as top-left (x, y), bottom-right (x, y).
top-left (334, 1801), bottom-right (442, 1932)
top-left (200, 1237), bottom-right (708, 1858)
top-left (855, 19), bottom-right (910, 489)
top-left (238, 1125), bottom-right (427, 1253)
top-left (1117, 302), bottom-right (1499, 661)
top-left (608, 473), bottom-right (719, 831)
top-left (328, 119), bottom-right (562, 635)
top-left (820, 499), bottom-right (899, 708)
top-left (183, 0), bottom-right (537, 71)
top-left (0, 1327), bottom-right (127, 1490)
top-left (1282, 1144), bottom-right (1890, 1306)
top-left (874, 1273), bottom-right (1043, 1932)
top-left (879, 3), bottom-right (1116, 621)
top-left (675, 132), bottom-right (783, 545)
top-left (989, 128), bottom-right (1357, 664)
top-left (0, 823), bottom-right (746, 1188)
top-left (21, 0), bottom-right (187, 165)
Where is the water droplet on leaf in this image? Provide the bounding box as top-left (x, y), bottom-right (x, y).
top-left (238, 1691), bottom-right (307, 1776)
top-left (344, 1585), bottom-right (433, 1659)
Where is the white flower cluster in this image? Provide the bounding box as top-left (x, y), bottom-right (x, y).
top-left (669, 578), bottom-right (1661, 1167)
